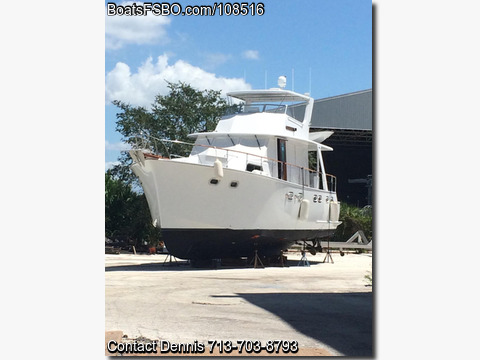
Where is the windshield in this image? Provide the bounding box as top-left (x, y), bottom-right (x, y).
top-left (242, 104), bottom-right (286, 114)
top-left (238, 103), bottom-right (305, 122)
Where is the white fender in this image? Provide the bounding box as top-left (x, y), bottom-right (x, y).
top-left (298, 199), bottom-right (310, 220)
top-left (214, 159), bottom-right (224, 178)
top-left (329, 201), bottom-right (340, 222)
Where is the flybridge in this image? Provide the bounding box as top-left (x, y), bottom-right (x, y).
top-left (227, 89), bottom-right (312, 104)
top-left (219, 87), bottom-right (315, 139)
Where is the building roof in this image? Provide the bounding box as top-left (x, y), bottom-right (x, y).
top-left (310, 89), bottom-right (372, 130)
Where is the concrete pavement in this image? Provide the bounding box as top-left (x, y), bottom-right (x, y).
top-left (105, 251), bottom-right (373, 356)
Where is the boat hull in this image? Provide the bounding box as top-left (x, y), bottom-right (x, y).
top-left (131, 157), bottom-right (340, 260)
top-left (161, 228), bottom-right (335, 260)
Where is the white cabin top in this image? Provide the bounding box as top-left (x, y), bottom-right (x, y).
top-left (189, 88), bottom-right (317, 144)
top-left (174, 87), bottom-right (336, 191)
top-left (227, 89), bottom-right (312, 103)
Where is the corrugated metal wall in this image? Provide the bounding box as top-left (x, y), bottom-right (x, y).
top-left (308, 89), bottom-right (373, 206)
top-left (310, 90), bottom-right (372, 130)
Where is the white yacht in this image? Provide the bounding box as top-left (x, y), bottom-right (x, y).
top-left (129, 78), bottom-right (341, 260)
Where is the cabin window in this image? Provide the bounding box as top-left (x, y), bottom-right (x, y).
top-left (277, 138), bottom-right (287, 180)
top-left (286, 106), bottom-right (305, 122)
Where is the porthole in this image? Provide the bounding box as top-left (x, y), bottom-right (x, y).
top-left (230, 181), bottom-right (239, 188)
top-left (210, 178), bottom-right (219, 185)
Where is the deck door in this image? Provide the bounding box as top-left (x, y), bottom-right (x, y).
top-left (277, 138), bottom-right (287, 180)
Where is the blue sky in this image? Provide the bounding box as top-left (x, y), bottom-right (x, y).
top-left (105, 0), bottom-right (372, 169)
top-left (4, 2), bottom-right (480, 356)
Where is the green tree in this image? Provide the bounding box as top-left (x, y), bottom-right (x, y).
top-left (107, 82), bottom-right (238, 244)
top-left (105, 171), bottom-right (161, 248)
top-left (105, 171), bottom-right (135, 239)
top-left (110, 81), bottom-right (235, 184)
top-left (332, 203), bottom-right (373, 242)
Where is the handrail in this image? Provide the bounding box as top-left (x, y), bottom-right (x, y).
top-left (132, 135), bottom-right (337, 192)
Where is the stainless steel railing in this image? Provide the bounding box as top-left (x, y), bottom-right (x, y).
top-left (132, 135), bottom-right (337, 192)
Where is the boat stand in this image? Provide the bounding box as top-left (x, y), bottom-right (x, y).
top-left (279, 250), bottom-right (286, 267)
top-left (323, 238), bottom-right (334, 263)
top-left (249, 250), bottom-right (264, 268)
top-left (163, 253), bottom-right (178, 266)
top-left (298, 250), bottom-right (310, 267)
top-left (323, 249), bottom-right (334, 263)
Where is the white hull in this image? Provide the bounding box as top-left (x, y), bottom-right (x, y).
top-left (131, 158), bottom-right (340, 259)
top-left (132, 159), bottom-right (340, 230)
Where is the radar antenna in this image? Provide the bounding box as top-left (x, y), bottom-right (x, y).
top-left (277, 75), bottom-right (287, 89)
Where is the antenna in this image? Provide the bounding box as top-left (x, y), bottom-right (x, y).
top-left (309, 67), bottom-right (312, 96)
top-left (264, 70), bottom-right (267, 89)
top-left (291, 68), bottom-right (294, 91)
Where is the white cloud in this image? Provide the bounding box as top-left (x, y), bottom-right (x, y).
top-left (105, 1), bottom-right (171, 50)
top-left (105, 140), bottom-right (131, 151)
top-left (203, 52), bottom-right (232, 69)
top-left (242, 50), bottom-right (260, 60)
top-left (105, 161), bottom-right (121, 171)
top-left (105, 54), bottom-right (252, 107)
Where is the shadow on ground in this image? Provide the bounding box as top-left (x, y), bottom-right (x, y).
top-left (105, 258), bottom-right (325, 272)
top-left (105, 261), bottom-right (190, 272)
top-left (235, 292), bottom-right (373, 357)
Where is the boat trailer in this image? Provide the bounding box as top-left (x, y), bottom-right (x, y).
top-left (320, 230), bottom-right (372, 256)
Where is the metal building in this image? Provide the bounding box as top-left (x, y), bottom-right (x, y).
top-left (309, 89), bottom-right (372, 207)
